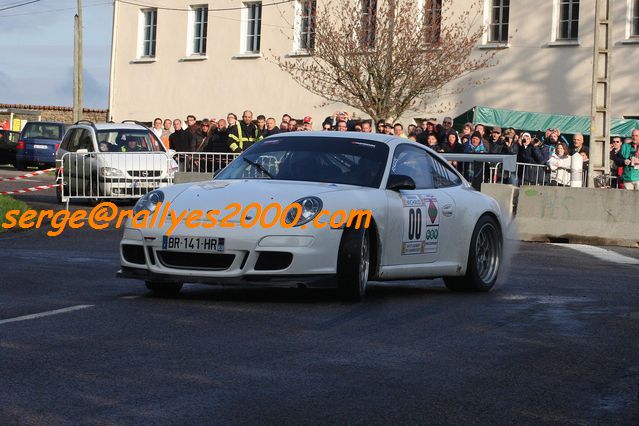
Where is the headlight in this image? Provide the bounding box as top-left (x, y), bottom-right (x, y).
top-left (284, 196), bottom-right (322, 227)
top-left (133, 190), bottom-right (165, 214)
top-left (100, 167), bottom-right (124, 177)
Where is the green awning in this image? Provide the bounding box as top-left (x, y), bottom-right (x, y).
top-left (455, 105), bottom-right (639, 137)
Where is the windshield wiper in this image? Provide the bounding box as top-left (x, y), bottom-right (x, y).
top-left (242, 157), bottom-right (274, 179)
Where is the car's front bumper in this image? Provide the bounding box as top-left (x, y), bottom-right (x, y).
top-left (118, 226), bottom-right (344, 288)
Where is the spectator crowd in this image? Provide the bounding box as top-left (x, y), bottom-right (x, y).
top-left (148, 110), bottom-right (639, 191)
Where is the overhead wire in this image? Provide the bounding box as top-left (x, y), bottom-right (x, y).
top-left (116, 0), bottom-right (295, 12)
top-left (0, 0), bottom-right (40, 12)
top-left (0, 0), bottom-right (110, 17)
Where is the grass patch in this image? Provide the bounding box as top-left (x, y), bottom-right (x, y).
top-left (0, 195), bottom-right (30, 233)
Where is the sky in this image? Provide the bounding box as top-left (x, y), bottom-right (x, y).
top-left (0, 0), bottom-right (113, 108)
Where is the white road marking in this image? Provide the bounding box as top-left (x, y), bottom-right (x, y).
top-left (0, 305), bottom-right (94, 325)
top-left (551, 243), bottom-right (639, 265)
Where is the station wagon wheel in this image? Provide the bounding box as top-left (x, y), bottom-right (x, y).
top-left (444, 215), bottom-right (502, 292)
top-left (337, 226), bottom-right (370, 301)
top-left (145, 281), bottom-right (183, 297)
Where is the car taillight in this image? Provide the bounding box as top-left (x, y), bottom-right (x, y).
top-left (55, 143), bottom-right (60, 151)
top-left (17, 140), bottom-right (25, 150)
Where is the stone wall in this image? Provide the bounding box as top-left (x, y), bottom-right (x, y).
top-left (0, 104), bottom-right (108, 125)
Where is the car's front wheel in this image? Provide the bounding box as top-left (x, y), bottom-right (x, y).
top-left (145, 281), bottom-right (183, 297)
top-left (444, 215), bottom-right (502, 292)
top-left (337, 227), bottom-right (370, 301)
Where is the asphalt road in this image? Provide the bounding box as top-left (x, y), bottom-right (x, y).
top-left (1, 165), bottom-right (638, 424)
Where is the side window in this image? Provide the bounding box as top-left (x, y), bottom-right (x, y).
top-left (60, 130), bottom-right (73, 150)
top-left (66, 129), bottom-right (83, 152)
top-left (391, 145), bottom-right (434, 190)
top-left (426, 153), bottom-right (463, 188)
top-left (78, 130), bottom-right (94, 152)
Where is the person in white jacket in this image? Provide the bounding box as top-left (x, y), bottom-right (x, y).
top-left (548, 141), bottom-right (572, 186)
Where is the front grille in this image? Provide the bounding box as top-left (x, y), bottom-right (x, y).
top-left (122, 244), bottom-right (146, 265)
top-left (128, 170), bottom-right (162, 177)
top-left (157, 251), bottom-right (235, 270)
top-left (254, 252), bottom-right (293, 271)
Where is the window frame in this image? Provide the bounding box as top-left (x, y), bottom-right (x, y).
top-left (555, 0), bottom-right (580, 41)
top-left (422, 0), bottom-right (442, 44)
top-left (486, 0), bottom-right (509, 43)
top-left (242, 2), bottom-right (263, 54)
top-left (139, 8), bottom-right (157, 58)
top-left (294, 0), bottom-right (317, 52)
top-left (188, 5), bottom-right (208, 56)
top-left (629, 0), bottom-right (639, 38)
top-left (359, 0), bottom-right (377, 49)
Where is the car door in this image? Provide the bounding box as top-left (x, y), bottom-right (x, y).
top-left (383, 144), bottom-right (456, 268)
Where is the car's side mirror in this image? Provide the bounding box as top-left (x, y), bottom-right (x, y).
top-left (387, 174), bottom-right (416, 191)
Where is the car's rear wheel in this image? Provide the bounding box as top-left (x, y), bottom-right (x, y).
top-left (444, 215), bottom-right (502, 292)
top-left (337, 227), bottom-right (370, 301)
top-left (15, 160), bottom-right (26, 171)
top-left (145, 281), bottom-right (183, 297)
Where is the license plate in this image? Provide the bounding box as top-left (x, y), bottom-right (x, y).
top-left (162, 236), bottom-right (225, 252)
top-left (133, 180), bottom-right (158, 189)
top-left (34, 144), bottom-right (48, 149)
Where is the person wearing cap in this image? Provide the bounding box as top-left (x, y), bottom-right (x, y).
top-left (195, 119), bottom-right (212, 151)
top-left (303, 116), bottom-right (313, 131)
top-left (192, 118), bottom-right (209, 152)
top-left (464, 131), bottom-right (487, 153)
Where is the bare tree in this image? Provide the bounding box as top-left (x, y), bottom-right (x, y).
top-left (273, 0), bottom-right (496, 122)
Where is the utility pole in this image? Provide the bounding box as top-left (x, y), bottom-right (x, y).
top-left (73, 0), bottom-right (83, 123)
top-left (589, 0), bottom-right (612, 187)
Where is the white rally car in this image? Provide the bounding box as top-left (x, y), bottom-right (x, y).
top-left (118, 132), bottom-right (503, 301)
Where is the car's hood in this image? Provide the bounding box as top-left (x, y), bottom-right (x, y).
top-left (168, 179), bottom-right (374, 211)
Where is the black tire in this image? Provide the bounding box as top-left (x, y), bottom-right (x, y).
top-left (15, 160), bottom-right (26, 171)
top-left (145, 281), bottom-right (183, 297)
top-left (56, 183), bottom-right (63, 203)
top-left (56, 173), bottom-right (67, 204)
top-left (337, 227), bottom-right (370, 302)
top-left (444, 215), bottom-right (502, 292)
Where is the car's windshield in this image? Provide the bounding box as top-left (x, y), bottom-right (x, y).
top-left (215, 136), bottom-right (389, 188)
top-left (22, 123), bottom-right (62, 140)
top-left (96, 129), bottom-right (164, 152)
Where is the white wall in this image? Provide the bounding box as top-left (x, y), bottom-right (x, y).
top-left (109, 0), bottom-right (639, 125)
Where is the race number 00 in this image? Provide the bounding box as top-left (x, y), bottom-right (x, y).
top-left (407, 208), bottom-right (422, 241)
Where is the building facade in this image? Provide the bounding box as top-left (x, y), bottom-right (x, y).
top-left (108, 0), bottom-right (639, 125)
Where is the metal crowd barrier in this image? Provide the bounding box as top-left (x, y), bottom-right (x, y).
top-left (439, 153), bottom-right (615, 189)
top-left (57, 151), bottom-right (178, 205)
top-left (57, 151), bottom-right (242, 205)
top-left (171, 152), bottom-right (239, 173)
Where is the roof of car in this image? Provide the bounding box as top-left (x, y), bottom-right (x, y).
top-left (267, 131), bottom-right (404, 147)
top-left (70, 122), bottom-right (149, 131)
